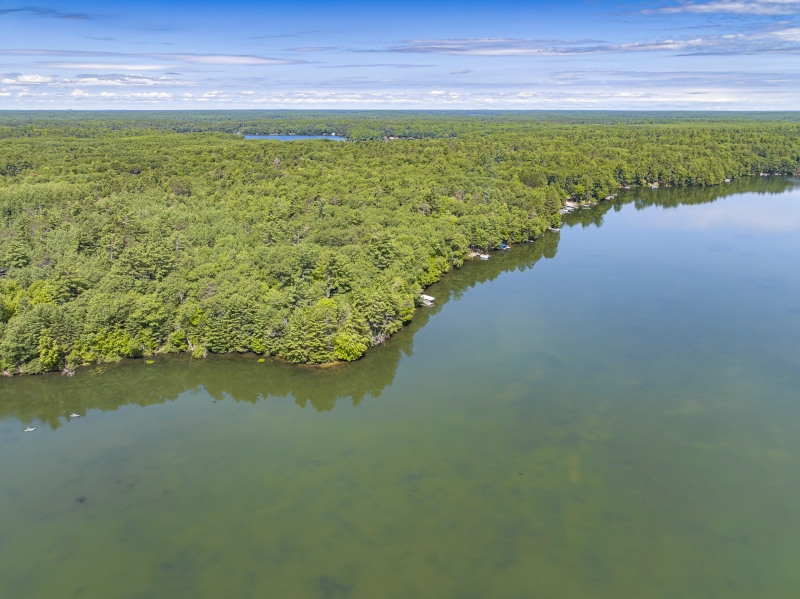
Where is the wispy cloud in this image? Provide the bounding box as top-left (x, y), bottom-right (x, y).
top-left (1, 71), bottom-right (188, 86)
top-left (83, 36), bottom-right (174, 46)
top-left (71, 89), bottom-right (174, 100)
top-left (389, 38), bottom-right (609, 56)
top-left (38, 63), bottom-right (170, 70)
top-left (321, 63), bottom-right (434, 69)
top-left (288, 47), bottom-right (336, 52)
top-left (0, 49), bottom-right (306, 66)
top-left (148, 53), bottom-right (302, 65)
top-left (69, 73), bottom-right (188, 86)
top-left (647, 0), bottom-right (800, 15)
top-left (0, 49), bottom-right (120, 58)
top-left (0, 6), bottom-right (94, 20)
top-left (450, 69), bottom-right (473, 74)
top-left (249, 30), bottom-right (322, 40)
top-left (545, 68), bottom-right (800, 89)
top-left (386, 34), bottom-right (800, 55)
top-left (773, 26), bottom-right (800, 40)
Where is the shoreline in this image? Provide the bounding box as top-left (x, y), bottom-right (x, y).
top-left (2, 176), bottom-right (796, 379)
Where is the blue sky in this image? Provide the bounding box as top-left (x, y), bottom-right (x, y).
top-left (1, 0), bottom-right (799, 109)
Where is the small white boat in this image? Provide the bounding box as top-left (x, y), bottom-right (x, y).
top-left (24, 427), bottom-right (36, 433)
top-left (479, 254), bottom-right (490, 260)
top-left (70, 413), bottom-right (80, 418)
top-left (420, 294), bottom-right (435, 306)
top-left (549, 227), bottom-right (561, 232)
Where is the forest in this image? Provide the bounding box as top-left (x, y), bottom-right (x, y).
top-left (1, 111), bottom-right (799, 374)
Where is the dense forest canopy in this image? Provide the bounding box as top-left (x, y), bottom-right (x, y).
top-left (2, 109), bottom-right (800, 140)
top-left (1, 111), bottom-right (798, 374)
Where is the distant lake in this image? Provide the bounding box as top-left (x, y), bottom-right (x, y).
top-left (2, 177), bottom-right (800, 598)
top-left (244, 134), bottom-right (347, 141)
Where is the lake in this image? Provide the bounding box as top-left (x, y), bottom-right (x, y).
top-left (2, 177), bottom-right (799, 599)
top-left (244, 135), bottom-right (347, 141)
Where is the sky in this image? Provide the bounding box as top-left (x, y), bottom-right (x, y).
top-left (1, 0), bottom-right (799, 110)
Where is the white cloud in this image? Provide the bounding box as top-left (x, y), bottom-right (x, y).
top-left (321, 63), bottom-right (434, 69)
top-left (125, 92), bottom-right (173, 99)
top-left (773, 27), bottom-right (800, 41)
top-left (288, 47), bottom-right (336, 52)
top-left (240, 90), bottom-right (255, 95)
top-left (0, 76), bottom-right (792, 109)
top-left (1, 73), bottom-right (53, 84)
top-left (67, 89), bottom-right (174, 100)
top-left (388, 34), bottom-right (800, 56)
top-left (197, 90), bottom-right (231, 102)
top-left (149, 53), bottom-right (301, 65)
top-left (45, 63), bottom-right (169, 71)
top-left (0, 49), bottom-right (306, 68)
top-left (71, 73), bottom-right (187, 87)
top-left (391, 38), bottom-right (606, 56)
top-left (651, 0), bottom-right (800, 15)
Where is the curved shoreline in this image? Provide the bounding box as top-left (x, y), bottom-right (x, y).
top-left (5, 175), bottom-right (799, 378)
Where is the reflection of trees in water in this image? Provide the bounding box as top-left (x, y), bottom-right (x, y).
top-left (564, 176), bottom-right (798, 230)
top-left (0, 235), bottom-right (560, 426)
top-left (6, 177), bottom-right (790, 425)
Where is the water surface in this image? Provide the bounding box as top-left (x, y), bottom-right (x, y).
top-left (2, 177), bottom-right (799, 599)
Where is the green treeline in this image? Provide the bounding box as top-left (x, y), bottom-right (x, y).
top-left (3, 109), bottom-right (800, 141)
top-left (1, 113), bottom-right (799, 374)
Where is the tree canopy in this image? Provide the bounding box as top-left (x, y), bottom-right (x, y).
top-left (1, 112), bottom-right (798, 374)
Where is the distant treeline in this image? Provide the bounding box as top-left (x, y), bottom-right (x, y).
top-left (1, 113), bottom-right (798, 374)
top-left (3, 110), bottom-right (800, 140)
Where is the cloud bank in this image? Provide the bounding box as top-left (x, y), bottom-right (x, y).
top-left (1, 0), bottom-right (799, 109)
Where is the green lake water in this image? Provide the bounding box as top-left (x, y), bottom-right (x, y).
top-left (2, 178), bottom-right (800, 599)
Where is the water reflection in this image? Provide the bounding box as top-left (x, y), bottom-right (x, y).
top-left (0, 234), bottom-right (561, 424)
top-left (2, 177), bottom-right (799, 599)
top-left (1, 176), bottom-right (793, 425)
top-left (564, 175), bottom-right (798, 229)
